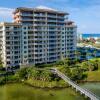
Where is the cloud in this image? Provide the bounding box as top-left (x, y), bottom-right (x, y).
top-left (0, 7), bottom-right (13, 22)
top-left (0, 0), bottom-right (100, 33)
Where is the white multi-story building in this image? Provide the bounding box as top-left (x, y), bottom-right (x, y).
top-left (62, 21), bottom-right (77, 59)
top-left (0, 6), bottom-right (77, 68)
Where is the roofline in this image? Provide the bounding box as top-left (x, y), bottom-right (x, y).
top-left (13, 7), bottom-right (69, 15)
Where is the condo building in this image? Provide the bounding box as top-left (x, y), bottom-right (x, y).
top-left (0, 6), bottom-right (77, 68)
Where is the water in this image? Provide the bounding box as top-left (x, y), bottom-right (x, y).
top-left (0, 83), bottom-right (85, 100)
top-left (82, 33), bottom-right (100, 39)
top-left (81, 83), bottom-right (100, 97)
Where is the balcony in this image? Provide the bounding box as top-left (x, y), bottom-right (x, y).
top-left (33, 24), bottom-right (46, 26)
top-left (20, 18), bottom-right (33, 21)
top-left (33, 14), bottom-right (46, 17)
top-left (47, 15), bottom-right (57, 18)
top-left (48, 20), bottom-right (57, 22)
top-left (21, 14), bottom-right (33, 16)
top-left (33, 19), bottom-right (46, 21)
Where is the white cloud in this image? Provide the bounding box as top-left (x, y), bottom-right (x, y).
top-left (0, 7), bottom-right (14, 22)
top-left (0, 5), bottom-right (100, 33)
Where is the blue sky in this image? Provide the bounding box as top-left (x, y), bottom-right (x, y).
top-left (0, 0), bottom-right (100, 33)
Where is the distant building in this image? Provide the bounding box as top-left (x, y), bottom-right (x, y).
top-left (0, 6), bottom-right (77, 68)
top-left (77, 33), bottom-right (82, 40)
top-left (77, 45), bottom-right (100, 61)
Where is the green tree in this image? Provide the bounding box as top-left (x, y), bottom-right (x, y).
top-left (93, 50), bottom-right (97, 58)
top-left (15, 67), bottom-right (28, 80)
top-left (71, 68), bottom-right (83, 81)
top-left (74, 50), bottom-right (81, 63)
top-left (86, 51), bottom-right (93, 71)
top-left (40, 70), bottom-right (52, 81)
top-left (29, 69), bottom-right (40, 80)
top-left (0, 53), bottom-right (3, 68)
top-left (60, 67), bottom-right (71, 77)
top-left (81, 62), bottom-right (89, 71)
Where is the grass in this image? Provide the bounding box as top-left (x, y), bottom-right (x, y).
top-left (84, 70), bottom-right (100, 82)
top-left (25, 79), bottom-right (68, 88)
top-left (0, 83), bottom-right (85, 100)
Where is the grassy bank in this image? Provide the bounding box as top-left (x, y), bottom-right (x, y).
top-left (25, 79), bottom-right (68, 88)
top-left (84, 70), bottom-right (100, 82)
top-left (0, 66), bottom-right (69, 88)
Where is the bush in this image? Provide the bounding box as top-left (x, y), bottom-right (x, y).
top-left (71, 68), bottom-right (83, 81)
top-left (6, 75), bottom-right (19, 82)
top-left (81, 60), bottom-right (99, 72)
top-left (0, 77), bottom-right (5, 85)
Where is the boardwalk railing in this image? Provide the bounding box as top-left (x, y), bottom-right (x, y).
top-left (51, 68), bottom-right (100, 100)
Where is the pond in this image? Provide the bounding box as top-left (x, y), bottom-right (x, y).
top-left (81, 83), bottom-right (100, 97)
top-left (0, 83), bottom-right (85, 100)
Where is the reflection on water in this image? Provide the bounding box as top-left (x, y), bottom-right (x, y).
top-left (81, 83), bottom-right (100, 97)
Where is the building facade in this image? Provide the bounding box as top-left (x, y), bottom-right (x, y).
top-left (0, 6), bottom-right (77, 68)
top-left (0, 23), bottom-right (22, 67)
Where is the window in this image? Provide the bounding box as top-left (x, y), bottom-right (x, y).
top-left (7, 61), bottom-right (10, 64)
top-left (24, 51), bottom-right (27, 53)
top-left (24, 32), bottom-right (26, 34)
top-left (7, 56), bottom-right (10, 59)
top-left (7, 52), bottom-right (10, 54)
top-left (24, 36), bottom-right (27, 39)
top-left (23, 27), bottom-right (26, 29)
top-left (24, 41), bottom-right (27, 44)
top-left (15, 56), bottom-right (18, 59)
top-left (24, 46), bottom-right (27, 49)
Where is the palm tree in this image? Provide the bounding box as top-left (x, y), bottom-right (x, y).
top-left (86, 49), bottom-right (92, 71)
top-left (40, 70), bottom-right (52, 81)
top-left (93, 49), bottom-right (97, 58)
top-left (74, 50), bottom-right (81, 63)
top-left (60, 53), bottom-right (66, 66)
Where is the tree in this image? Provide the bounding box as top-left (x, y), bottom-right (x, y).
top-left (71, 68), bottom-right (83, 81)
top-left (81, 62), bottom-right (89, 71)
top-left (40, 70), bottom-right (52, 81)
top-left (55, 60), bottom-right (65, 66)
top-left (0, 53), bottom-right (3, 69)
top-left (15, 67), bottom-right (41, 80)
top-left (93, 50), bottom-right (97, 58)
top-left (75, 50), bottom-right (81, 63)
top-left (0, 77), bottom-right (5, 85)
top-left (29, 69), bottom-right (40, 80)
top-left (86, 50), bottom-right (93, 71)
top-left (15, 67), bottom-right (28, 80)
top-left (60, 67), bottom-right (71, 77)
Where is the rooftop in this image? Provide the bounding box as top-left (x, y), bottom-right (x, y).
top-left (13, 6), bottom-right (69, 15)
top-left (36, 6), bottom-right (57, 11)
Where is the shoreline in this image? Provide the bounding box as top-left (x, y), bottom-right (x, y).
top-left (78, 80), bottom-right (100, 83)
top-left (0, 79), bottom-right (69, 89)
top-left (1, 80), bottom-right (100, 89)
top-left (24, 82), bottom-right (69, 90)
top-left (24, 79), bottom-right (69, 89)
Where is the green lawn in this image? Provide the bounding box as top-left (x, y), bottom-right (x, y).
top-left (85, 70), bottom-right (100, 82)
